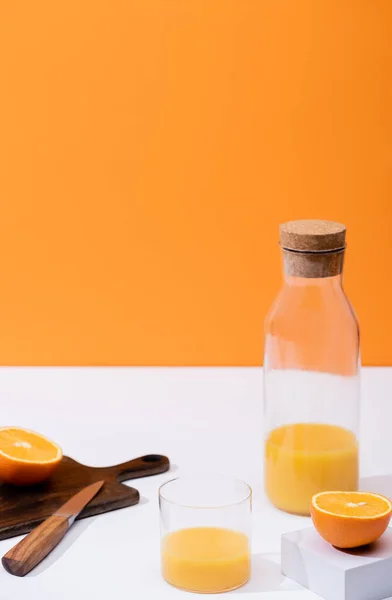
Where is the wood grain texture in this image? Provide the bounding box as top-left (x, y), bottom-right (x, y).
top-left (0, 454), bottom-right (170, 540)
top-left (2, 515), bottom-right (69, 577)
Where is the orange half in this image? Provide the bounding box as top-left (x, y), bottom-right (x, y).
top-left (311, 491), bottom-right (392, 548)
top-left (0, 427), bottom-right (62, 485)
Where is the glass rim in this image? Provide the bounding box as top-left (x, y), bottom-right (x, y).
top-left (158, 476), bottom-right (252, 509)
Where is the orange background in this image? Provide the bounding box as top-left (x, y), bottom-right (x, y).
top-left (0, 0), bottom-right (391, 366)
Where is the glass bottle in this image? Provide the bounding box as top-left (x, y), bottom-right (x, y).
top-left (263, 220), bottom-right (360, 516)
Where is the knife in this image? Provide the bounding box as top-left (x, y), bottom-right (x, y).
top-left (2, 480), bottom-right (104, 577)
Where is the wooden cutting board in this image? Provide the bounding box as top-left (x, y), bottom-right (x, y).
top-left (0, 454), bottom-right (170, 540)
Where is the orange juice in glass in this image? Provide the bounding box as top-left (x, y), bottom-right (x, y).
top-left (159, 477), bottom-right (251, 593)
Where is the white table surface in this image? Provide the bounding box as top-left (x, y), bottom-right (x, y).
top-left (0, 366), bottom-right (390, 599)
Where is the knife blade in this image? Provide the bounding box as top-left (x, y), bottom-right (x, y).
top-left (2, 480), bottom-right (104, 577)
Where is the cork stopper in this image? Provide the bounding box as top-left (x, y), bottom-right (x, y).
top-left (280, 220), bottom-right (346, 253)
top-left (279, 220), bottom-right (346, 278)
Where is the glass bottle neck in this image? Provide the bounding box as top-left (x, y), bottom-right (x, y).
top-left (283, 272), bottom-right (343, 288)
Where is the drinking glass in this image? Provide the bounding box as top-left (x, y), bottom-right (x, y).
top-left (159, 476), bottom-right (252, 593)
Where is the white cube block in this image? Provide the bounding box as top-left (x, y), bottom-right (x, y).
top-left (281, 527), bottom-right (392, 600)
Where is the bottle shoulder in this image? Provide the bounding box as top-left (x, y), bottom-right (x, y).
top-left (266, 283), bottom-right (357, 322)
top-left (264, 281), bottom-right (360, 375)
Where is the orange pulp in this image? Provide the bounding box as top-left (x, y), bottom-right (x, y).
top-left (0, 427), bottom-right (62, 485)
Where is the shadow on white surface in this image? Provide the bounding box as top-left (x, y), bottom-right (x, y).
top-left (336, 533), bottom-right (392, 559)
top-left (25, 516), bottom-right (99, 577)
top-left (236, 554), bottom-right (301, 594)
top-left (165, 463), bottom-right (179, 475)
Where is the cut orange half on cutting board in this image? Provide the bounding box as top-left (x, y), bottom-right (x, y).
top-left (311, 491), bottom-right (392, 548)
top-left (0, 427), bottom-right (62, 485)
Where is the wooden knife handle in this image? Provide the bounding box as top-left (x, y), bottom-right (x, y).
top-left (2, 515), bottom-right (69, 577)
